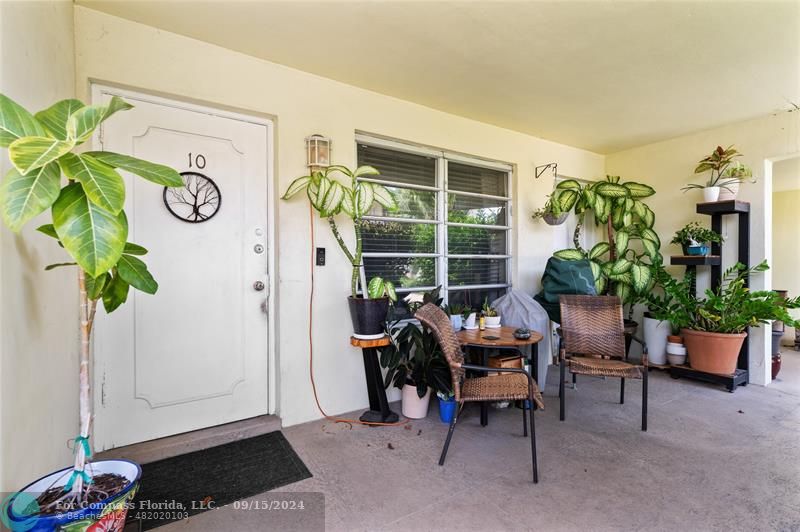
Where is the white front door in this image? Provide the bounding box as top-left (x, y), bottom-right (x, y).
top-left (92, 87), bottom-right (272, 450)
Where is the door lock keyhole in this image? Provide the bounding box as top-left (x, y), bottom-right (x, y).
top-left (254, 244), bottom-right (264, 254)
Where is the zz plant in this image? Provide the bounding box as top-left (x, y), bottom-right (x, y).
top-left (0, 94), bottom-right (182, 502)
top-left (282, 165), bottom-right (396, 297)
top-left (550, 175), bottom-right (662, 308)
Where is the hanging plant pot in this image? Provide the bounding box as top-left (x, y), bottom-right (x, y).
top-left (5, 460), bottom-right (141, 532)
top-left (348, 296), bottom-right (389, 340)
top-left (682, 328), bottom-right (747, 375)
top-left (543, 212), bottom-right (568, 225)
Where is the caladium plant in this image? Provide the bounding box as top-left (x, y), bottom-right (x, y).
top-left (0, 93), bottom-right (183, 503)
top-left (282, 164), bottom-right (396, 297)
top-left (549, 175), bottom-right (662, 309)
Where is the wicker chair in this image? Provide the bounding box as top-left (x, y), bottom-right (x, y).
top-left (415, 303), bottom-right (545, 483)
top-left (558, 295), bottom-right (648, 431)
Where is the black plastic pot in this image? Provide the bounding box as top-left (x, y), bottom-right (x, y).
top-left (348, 296), bottom-right (390, 339)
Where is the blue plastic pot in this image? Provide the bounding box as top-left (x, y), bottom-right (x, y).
top-left (438, 396), bottom-right (457, 423)
top-left (687, 245), bottom-right (709, 256)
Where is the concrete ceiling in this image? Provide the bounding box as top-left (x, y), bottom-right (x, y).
top-left (77, 1), bottom-right (800, 154)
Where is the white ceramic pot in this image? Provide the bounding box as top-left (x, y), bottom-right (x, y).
top-left (464, 312), bottom-right (477, 329)
top-left (667, 353), bottom-right (687, 365)
top-left (485, 316), bottom-right (501, 328)
top-left (643, 316), bottom-right (670, 365)
top-left (718, 181), bottom-right (739, 201)
top-left (450, 314), bottom-right (463, 331)
top-left (703, 186), bottom-right (720, 202)
top-left (401, 385), bottom-right (431, 419)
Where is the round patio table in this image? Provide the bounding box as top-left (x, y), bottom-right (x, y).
top-left (456, 326), bottom-right (543, 426)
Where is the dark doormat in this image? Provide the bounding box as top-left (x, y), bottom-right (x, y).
top-left (132, 431), bottom-right (311, 530)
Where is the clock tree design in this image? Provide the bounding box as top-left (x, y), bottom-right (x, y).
top-left (164, 171), bottom-right (221, 222)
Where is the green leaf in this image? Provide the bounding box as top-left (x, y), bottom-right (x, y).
top-left (553, 248), bottom-right (586, 261)
top-left (595, 182), bottom-right (629, 198)
top-left (52, 183), bottom-right (128, 277)
top-left (66, 96), bottom-right (133, 143)
top-left (610, 258), bottom-right (632, 275)
top-left (353, 182), bottom-right (374, 218)
top-left (86, 272), bottom-right (109, 300)
top-left (36, 223), bottom-right (59, 239)
top-left (556, 179), bottom-right (581, 191)
top-left (281, 175), bottom-right (312, 199)
top-left (588, 242), bottom-right (610, 260)
top-left (607, 175), bottom-right (621, 184)
top-left (319, 180), bottom-right (345, 216)
top-left (353, 165), bottom-right (380, 178)
top-left (623, 182), bottom-right (656, 198)
top-left (615, 282), bottom-right (632, 304)
top-left (557, 189), bottom-right (579, 211)
top-left (631, 263), bottom-right (652, 294)
top-left (102, 272), bottom-right (129, 313)
top-left (34, 99), bottom-right (85, 140)
top-left (385, 281), bottom-right (397, 302)
top-left (632, 200), bottom-right (647, 219)
top-left (86, 152), bottom-right (183, 187)
top-left (642, 238), bottom-right (660, 260)
top-left (367, 277), bottom-right (384, 299)
top-left (615, 231), bottom-right (630, 257)
top-left (640, 227), bottom-right (660, 247)
top-left (589, 260), bottom-right (602, 282)
top-left (372, 184), bottom-right (396, 209)
top-left (0, 94), bottom-right (47, 147)
top-left (45, 262), bottom-right (76, 271)
top-left (595, 274), bottom-right (607, 295)
top-left (58, 153), bottom-right (125, 214)
top-left (642, 205), bottom-right (655, 228)
top-left (8, 136), bottom-right (74, 174)
top-left (123, 242), bottom-right (148, 255)
top-left (117, 254), bottom-right (158, 294)
top-left (340, 189), bottom-right (355, 217)
top-left (611, 205), bottom-right (625, 230)
top-left (0, 163), bottom-right (61, 231)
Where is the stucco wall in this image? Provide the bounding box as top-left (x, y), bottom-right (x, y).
top-left (606, 112), bottom-right (800, 385)
top-left (0, 0), bottom-right (78, 491)
top-left (72, 6), bottom-right (605, 430)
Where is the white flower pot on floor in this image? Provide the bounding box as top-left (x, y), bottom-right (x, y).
top-left (401, 385), bottom-right (431, 419)
top-left (643, 316), bottom-right (670, 365)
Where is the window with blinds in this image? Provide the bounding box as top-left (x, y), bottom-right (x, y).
top-left (357, 138), bottom-right (512, 313)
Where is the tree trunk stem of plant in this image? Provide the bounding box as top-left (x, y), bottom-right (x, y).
top-left (72, 270), bottom-right (92, 498)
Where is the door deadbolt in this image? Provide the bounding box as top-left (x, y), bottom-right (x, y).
top-left (254, 244), bottom-right (264, 254)
top-left (253, 281), bottom-right (265, 291)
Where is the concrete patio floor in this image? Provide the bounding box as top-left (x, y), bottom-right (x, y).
top-left (162, 351), bottom-right (800, 531)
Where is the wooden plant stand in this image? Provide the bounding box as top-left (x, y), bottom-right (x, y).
top-left (350, 336), bottom-right (399, 423)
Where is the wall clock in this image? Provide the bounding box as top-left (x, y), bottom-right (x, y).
top-left (163, 171), bottom-right (222, 223)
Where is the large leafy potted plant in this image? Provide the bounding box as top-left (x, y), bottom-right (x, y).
top-left (0, 94), bottom-right (182, 529)
top-left (379, 288), bottom-right (451, 418)
top-left (650, 261), bottom-right (800, 375)
top-left (670, 221), bottom-right (723, 256)
top-left (282, 165), bottom-right (396, 339)
top-left (549, 175), bottom-right (662, 336)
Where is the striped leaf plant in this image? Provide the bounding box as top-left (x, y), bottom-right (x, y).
top-left (550, 175), bottom-right (662, 313)
top-left (0, 93), bottom-right (183, 503)
top-left (282, 164), bottom-right (396, 297)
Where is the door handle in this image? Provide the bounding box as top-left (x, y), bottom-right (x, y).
top-left (253, 281), bottom-right (265, 291)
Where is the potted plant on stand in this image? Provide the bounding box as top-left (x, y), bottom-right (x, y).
top-left (0, 94), bottom-right (183, 530)
top-left (379, 288), bottom-right (452, 419)
top-left (682, 145), bottom-right (742, 202)
top-left (671, 221), bottom-right (723, 256)
top-left (282, 164), bottom-right (396, 339)
top-left (718, 161), bottom-right (755, 201)
top-left (655, 261), bottom-right (800, 374)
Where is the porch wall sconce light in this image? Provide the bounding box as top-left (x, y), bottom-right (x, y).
top-left (306, 134), bottom-right (331, 170)
top-left (534, 162), bottom-right (558, 179)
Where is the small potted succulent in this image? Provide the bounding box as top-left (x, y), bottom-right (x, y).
top-left (670, 221), bottom-right (723, 256)
top-left (682, 145), bottom-right (742, 202)
top-left (482, 298), bottom-right (501, 328)
top-left (446, 303), bottom-right (467, 331)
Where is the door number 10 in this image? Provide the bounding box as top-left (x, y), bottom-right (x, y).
top-left (188, 152), bottom-right (207, 169)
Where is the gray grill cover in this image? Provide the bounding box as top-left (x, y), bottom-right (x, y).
top-left (492, 290), bottom-right (552, 389)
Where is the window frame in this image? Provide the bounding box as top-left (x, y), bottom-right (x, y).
top-left (355, 134), bottom-right (513, 303)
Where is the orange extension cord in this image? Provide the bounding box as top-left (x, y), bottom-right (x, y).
top-left (307, 203), bottom-right (408, 427)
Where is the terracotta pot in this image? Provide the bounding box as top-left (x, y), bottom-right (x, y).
top-left (682, 328), bottom-right (747, 375)
top-left (667, 335), bottom-right (683, 344)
